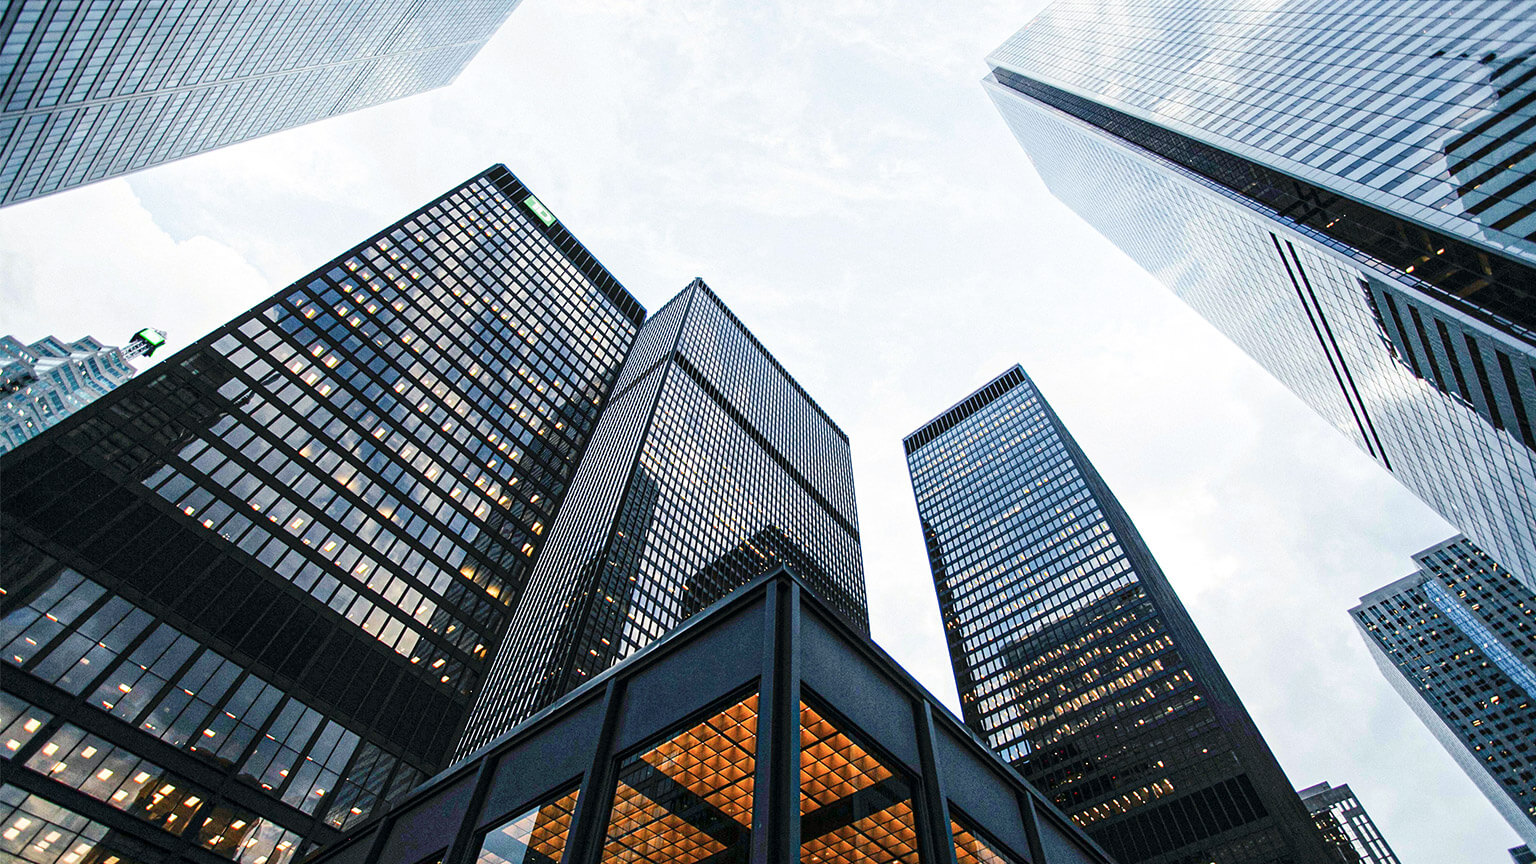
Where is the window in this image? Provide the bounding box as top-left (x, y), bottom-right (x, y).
top-left (476, 785), bottom-right (579, 864)
top-left (799, 699), bottom-right (920, 863)
top-left (601, 691), bottom-right (759, 861)
top-left (952, 811), bottom-right (1019, 864)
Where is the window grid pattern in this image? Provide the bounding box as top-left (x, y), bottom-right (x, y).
top-left (0, 565), bottom-right (421, 855)
top-left (951, 813), bottom-right (1018, 864)
top-left (1, 168), bottom-right (640, 856)
top-left (1298, 782), bottom-right (1402, 864)
top-left (907, 367), bottom-right (1320, 863)
top-left (0, 0), bottom-right (524, 205)
top-left (797, 700), bottom-right (919, 864)
top-left (1, 334), bottom-right (137, 456)
top-left (985, 73), bottom-right (1536, 591)
top-left (0, 783), bottom-right (148, 864)
top-left (989, 0), bottom-right (1536, 265)
top-left (475, 786), bottom-right (579, 864)
top-left (1352, 536), bottom-right (1536, 841)
top-left (600, 693), bottom-right (757, 863)
top-left (460, 281), bottom-right (864, 754)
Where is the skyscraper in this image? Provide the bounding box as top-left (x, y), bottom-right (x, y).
top-left (290, 568), bottom-right (1115, 864)
top-left (457, 278), bottom-right (866, 757)
top-left (984, 0), bottom-right (1536, 587)
top-left (0, 164), bottom-right (642, 862)
top-left (1352, 536), bottom-right (1536, 847)
top-left (1, 328), bottom-right (164, 454)
top-left (0, 0), bottom-right (524, 206)
top-left (905, 365), bottom-right (1330, 864)
top-left (1297, 781), bottom-right (1401, 864)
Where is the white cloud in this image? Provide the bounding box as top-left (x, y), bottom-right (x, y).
top-left (0, 0), bottom-right (1515, 859)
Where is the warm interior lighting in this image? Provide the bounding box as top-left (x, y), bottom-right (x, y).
top-left (476, 787), bottom-right (579, 864)
top-left (799, 701), bottom-right (919, 863)
top-left (953, 818), bottom-right (1015, 864)
top-left (601, 693), bottom-right (759, 862)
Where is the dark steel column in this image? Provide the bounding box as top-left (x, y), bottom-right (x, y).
top-left (358, 806), bottom-right (397, 864)
top-left (914, 701), bottom-right (960, 864)
top-left (441, 755), bottom-right (498, 864)
top-left (750, 577), bottom-right (801, 864)
top-left (563, 677), bottom-right (626, 864)
top-left (1017, 789), bottom-right (1049, 864)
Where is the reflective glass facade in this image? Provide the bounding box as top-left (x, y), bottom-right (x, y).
top-left (985, 0), bottom-right (1536, 589)
top-left (1, 332), bottom-right (144, 455)
top-left (1352, 536), bottom-right (1536, 846)
top-left (458, 279), bottom-right (866, 758)
top-left (302, 569), bottom-right (1114, 864)
top-left (0, 164), bottom-right (642, 862)
top-left (1296, 781), bottom-right (1401, 864)
top-left (905, 366), bottom-right (1329, 864)
top-left (0, 0), bottom-right (523, 206)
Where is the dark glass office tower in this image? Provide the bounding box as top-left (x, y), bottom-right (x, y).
top-left (905, 366), bottom-right (1330, 864)
top-left (0, 164), bottom-right (642, 863)
top-left (984, 0), bottom-right (1536, 588)
top-left (1297, 781), bottom-right (1401, 864)
top-left (457, 278), bottom-right (866, 758)
top-left (0, 0), bottom-right (524, 206)
top-left (1352, 536), bottom-right (1536, 847)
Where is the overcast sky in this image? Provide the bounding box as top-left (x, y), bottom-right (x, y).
top-left (0, 0), bottom-right (1513, 860)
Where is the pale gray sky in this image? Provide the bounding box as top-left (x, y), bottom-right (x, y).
top-left (0, 0), bottom-right (1511, 860)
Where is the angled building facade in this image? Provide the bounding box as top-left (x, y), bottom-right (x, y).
top-left (0, 164), bottom-right (642, 863)
top-left (905, 366), bottom-right (1329, 864)
top-left (0, 0), bottom-right (524, 206)
top-left (1352, 536), bottom-right (1536, 846)
top-left (985, 0), bottom-right (1536, 588)
top-left (1, 328), bottom-right (164, 455)
top-left (1297, 781), bottom-right (1401, 864)
top-left (304, 570), bottom-right (1114, 864)
top-left (458, 278), bottom-right (867, 758)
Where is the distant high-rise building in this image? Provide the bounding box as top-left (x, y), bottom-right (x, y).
top-left (904, 365), bottom-right (1330, 864)
top-left (1297, 781), bottom-right (1401, 864)
top-left (0, 328), bottom-right (164, 454)
top-left (0, 0), bottom-right (524, 206)
top-left (1513, 844), bottom-right (1536, 864)
top-left (0, 164), bottom-right (642, 862)
top-left (984, 0), bottom-right (1536, 588)
top-left (1352, 536), bottom-right (1536, 847)
top-left (458, 278), bottom-right (866, 757)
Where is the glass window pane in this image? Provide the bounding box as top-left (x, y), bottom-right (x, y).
top-left (952, 813), bottom-right (1020, 864)
top-left (477, 785), bottom-right (580, 864)
top-left (799, 700), bottom-right (920, 863)
top-left (601, 692), bottom-right (758, 861)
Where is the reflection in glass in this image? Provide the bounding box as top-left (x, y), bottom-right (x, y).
top-left (477, 786), bottom-right (580, 864)
top-left (799, 701), bottom-right (920, 863)
top-left (601, 692), bottom-right (758, 862)
top-left (952, 814), bottom-right (1018, 864)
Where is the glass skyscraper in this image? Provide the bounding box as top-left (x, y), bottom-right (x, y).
top-left (1297, 781), bottom-right (1401, 864)
top-left (0, 0), bottom-right (524, 206)
top-left (985, 0), bottom-right (1536, 588)
top-left (1, 328), bottom-right (164, 455)
top-left (905, 365), bottom-right (1330, 864)
top-left (0, 164), bottom-right (642, 863)
top-left (1352, 536), bottom-right (1536, 847)
top-left (457, 278), bottom-right (867, 758)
